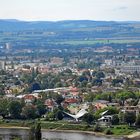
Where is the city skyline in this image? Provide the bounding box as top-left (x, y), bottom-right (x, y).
top-left (0, 0), bottom-right (139, 21)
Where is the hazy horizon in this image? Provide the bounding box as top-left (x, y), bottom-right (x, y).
top-left (0, 0), bottom-right (139, 21)
top-left (0, 18), bottom-right (140, 22)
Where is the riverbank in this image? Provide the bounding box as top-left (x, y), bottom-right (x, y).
top-left (126, 131), bottom-right (140, 139)
top-left (0, 120), bottom-right (139, 139)
top-left (40, 121), bottom-right (137, 136)
top-left (0, 126), bottom-right (29, 130)
top-left (0, 126), bottom-right (139, 140)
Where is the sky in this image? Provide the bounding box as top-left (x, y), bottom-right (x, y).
top-left (0, 0), bottom-right (139, 21)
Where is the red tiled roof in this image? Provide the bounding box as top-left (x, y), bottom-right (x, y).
top-left (70, 92), bottom-right (79, 96)
top-left (95, 103), bottom-right (107, 110)
top-left (24, 95), bottom-right (35, 100)
top-left (44, 99), bottom-right (54, 107)
top-left (70, 87), bottom-right (79, 92)
top-left (65, 98), bottom-right (78, 104)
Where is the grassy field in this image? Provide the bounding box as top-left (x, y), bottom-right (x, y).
top-left (0, 120), bottom-right (137, 136)
top-left (53, 39), bottom-right (140, 45)
top-left (41, 122), bottom-right (136, 136)
top-left (110, 125), bottom-right (136, 135)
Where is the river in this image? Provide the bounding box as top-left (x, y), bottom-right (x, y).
top-left (0, 128), bottom-right (123, 140)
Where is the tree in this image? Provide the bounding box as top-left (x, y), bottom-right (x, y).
top-left (116, 91), bottom-right (136, 106)
top-left (55, 110), bottom-right (63, 120)
top-left (21, 74), bottom-right (34, 84)
top-left (78, 76), bottom-right (88, 82)
top-left (55, 82), bottom-right (63, 88)
top-left (92, 71), bottom-right (97, 77)
top-left (112, 114), bottom-right (119, 125)
top-left (82, 70), bottom-right (91, 77)
top-left (29, 125), bottom-right (35, 140)
top-left (29, 123), bottom-right (42, 140)
top-left (108, 95), bottom-right (112, 103)
top-left (124, 112), bottom-right (136, 126)
top-left (35, 123), bottom-right (42, 140)
top-left (22, 105), bottom-right (38, 119)
top-left (86, 83), bottom-right (92, 88)
top-left (36, 104), bottom-right (46, 117)
top-left (0, 99), bottom-right (9, 118)
top-left (46, 112), bottom-right (55, 121)
top-left (14, 79), bottom-right (21, 85)
top-left (112, 79), bottom-right (123, 86)
top-left (9, 101), bottom-right (22, 119)
top-left (31, 82), bottom-right (41, 92)
top-left (106, 107), bottom-right (119, 115)
top-left (95, 71), bottom-right (105, 79)
top-left (83, 113), bottom-right (94, 125)
top-left (0, 85), bottom-right (5, 96)
top-left (55, 94), bottom-right (64, 105)
top-left (125, 78), bottom-right (132, 87)
top-left (0, 70), bottom-right (6, 75)
top-left (92, 78), bottom-right (102, 86)
top-left (119, 112), bottom-right (125, 124)
top-left (31, 68), bottom-right (38, 79)
top-left (63, 69), bottom-right (72, 75)
top-left (81, 80), bottom-right (88, 87)
top-left (135, 114), bottom-right (140, 128)
top-left (95, 92), bottom-right (115, 101)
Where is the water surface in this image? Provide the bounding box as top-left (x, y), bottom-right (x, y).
top-left (0, 128), bottom-right (123, 140)
top-left (42, 131), bottom-right (122, 140)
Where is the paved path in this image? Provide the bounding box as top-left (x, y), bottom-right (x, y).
top-left (127, 131), bottom-right (140, 139)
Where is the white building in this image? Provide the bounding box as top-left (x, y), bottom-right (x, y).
top-left (0, 61), bottom-right (5, 70)
top-left (120, 65), bottom-right (140, 73)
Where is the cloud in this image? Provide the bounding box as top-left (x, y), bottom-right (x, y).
top-left (113, 6), bottom-right (128, 11)
top-left (118, 6), bottom-right (128, 10)
top-left (0, 0), bottom-right (139, 21)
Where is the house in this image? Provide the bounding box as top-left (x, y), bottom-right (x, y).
top-left (93, 100), bottom-right (109, 110)
top-left (98, 115), bottom-right (113, 126)
top-left (23, 94), bottom-right (36, 104)
top-left (65, 98), bottom-right (79, 104)
top-left (44, 99), bottom-right (56, 112)
top-left (121, 106), bottom-right (140, 116)
top-left (107, 102), bottom-right (120, 108)
top-left (67, 103), bottom-right (80, 115)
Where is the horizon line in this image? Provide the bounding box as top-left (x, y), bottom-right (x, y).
top-left (0, 18), bottom-right (140, 22)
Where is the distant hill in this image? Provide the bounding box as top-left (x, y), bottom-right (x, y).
top-left (0, 19), bottom-right (139, 31)
top-left (0, 19), bottom-right (140, 50)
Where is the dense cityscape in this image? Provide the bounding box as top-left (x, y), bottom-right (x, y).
top-left (0, 37), bottom-right (140, 139)
top-left (0, 0), bottom-right (140, 140)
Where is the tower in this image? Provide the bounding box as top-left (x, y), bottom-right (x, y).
top-left (5, 43), bottom-right (11, 50)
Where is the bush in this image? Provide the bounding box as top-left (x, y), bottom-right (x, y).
top-left (20, 122), bottom-right (29, 127)
top-left (93, 124), bottom-right (102, 132)
top-left (104, 128), bottom-right (113, 135)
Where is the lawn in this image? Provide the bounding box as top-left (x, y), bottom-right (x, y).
top-left (110, 125), bottom-right (137, 135)
top-left (52, 39), bottom-right (140, 45)
top-left (0, 120), bottom-right (137, 136)
top-left (40, 122), bottom-right (137, 136)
